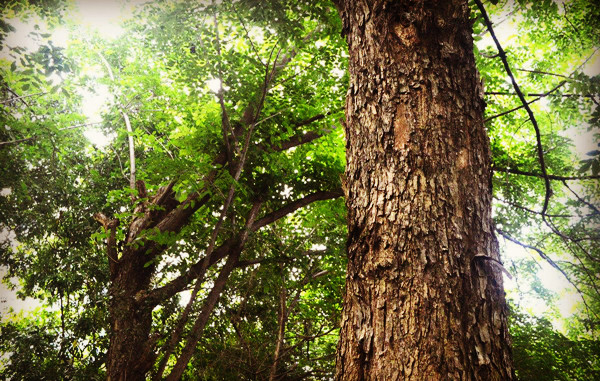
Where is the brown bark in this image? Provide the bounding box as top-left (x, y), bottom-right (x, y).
top-left (334, 1), bottom-right (514, 380)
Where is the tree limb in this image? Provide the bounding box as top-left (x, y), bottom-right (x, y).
top-left (165, 201), bottom-right (263, 381)
top-left (493, 166), bottom-right (600, 181)
top-left (143, 189), bottom-right (343, 307)
top-left (0, 89), bottom-right (47, 105)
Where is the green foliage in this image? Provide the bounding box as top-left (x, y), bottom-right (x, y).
top-left (511, 310), bottom-right (600, 380)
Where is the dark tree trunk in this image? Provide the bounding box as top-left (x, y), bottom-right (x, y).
top-left (106, 253), bottom-right (156, 381)
top-left (334, 1), bottom-right (514, 379)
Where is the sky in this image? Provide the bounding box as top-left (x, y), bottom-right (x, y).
top-left (1, 0), bottom-right (597, 331)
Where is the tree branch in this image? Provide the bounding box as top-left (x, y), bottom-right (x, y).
top-left (96, 50), bottom-right (136, 191)
top-left (496, 229), bottom-right (574, 289)
top-left (494, 197), bottom-right (578, 218)
top-left (252, 189), bottom-right (343, 231)
top-left (493, 166), bottom-right (600, 181)
top-left (166, 201), bottom-right (263, 381)
top-left (144, 189), bottom-right (343, 307)
top-left (0, 121), bottom-right (103, 147)
top-left (93, 212), bottom-right (119, 278)
top-left (0, 89), bottom-right (47, 105)
top-left (486, 91), bottom-right (595, 98)
top-left (561, 180), bottom-right (600, 215)
top-left (213, 10), bottom-right (239, 158)
top-left (473, 1), bottom-right (553, 214)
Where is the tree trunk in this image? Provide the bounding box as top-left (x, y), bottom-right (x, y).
top-left (106, 250), bottom-right (156, 381)
top-left (334, 1), bottom-right (514, 380)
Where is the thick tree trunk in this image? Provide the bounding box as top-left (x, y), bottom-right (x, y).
top-left (335, 1), bottom-right (514, 380)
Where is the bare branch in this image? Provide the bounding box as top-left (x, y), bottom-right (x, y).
top-left (472, 1), bottom-right (553, 215)
top-left (484, 81), bottom-right (565, 123)
top-left (515, 68), bottom-right (572, 79)
top-left (496, 229), bottom-right (584, 298)
top-left (96, 50), bottom-right (136, 191)
top-left (486, 91), bottom-right (595, 98)
top-left (561, 180), bottom-right (600, 215)
top-left (542, 218), bottom-right (600, 303)
top-left (0, 90), bottom-right (47, 105)
top-left (0, 121), bottom-right (103, 147)
top-left (494, 197), bottom-right (579, 218)
top-left (493, 166), bottom-right (600, 181)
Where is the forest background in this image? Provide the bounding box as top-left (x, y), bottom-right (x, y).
top-left (0, 0), bottom-right (599, 379)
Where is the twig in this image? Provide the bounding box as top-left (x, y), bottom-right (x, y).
top-left (542, 218), bottom-right (600, 301)
top-left (213, 10), bottom-right (239, 157)
top-left (496, 228), bottom-right (598, 320)
top-left (561, 180), bottom-right (600, 215)
top-left (0, 121), bottom-right (103, 147)
top-left (493, 166), bottom-right (600, 181)
top-left (484, 81), bottom-right (565, 122)
top-left (1, 89), bottom-right (48, 105)
top-left (96, 50), bottom-right (136, 191)
top-left (486, 91), bottom-right (594, 98)
top-left (494, 197), bottom-right (577, 218)
top-left (515, 68), bottom-right (571, 80)
top-left (231, 2), bottom-right (264, 67)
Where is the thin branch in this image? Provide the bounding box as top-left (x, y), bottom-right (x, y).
top-left (542, 218), bottom-right (600, 302)
top-left (96, 50), bottom-right (136, 191)
top-left (0, 121), bottom-right (103, 147)
top-left (144, 189), bottom-right (343, 306)
top-left (213, 10), bottom-right (239, 157)
top-left (494, 197), bottom-right (577, 218)
top-left (484, 81), bottom-right (565, 122)
top-left (257, 110), bottom-right (343, 153)
top-left (484, 46), bottom-right (599, 123)
top-left (262, 128), bottom-right (334, 153)
top-left (493, 166), bottom-right (600, 181)
top-left (231, 2), bottom-right (264, 67)
top-left (0, 89), bottom-right (47, 105)
top-left (470, 0), bottom-right (551, 216)
top-left (476, 5), bottom-right (520, 38)
top-left (252, 189), bottom-right (343, 231)
top-left (140, 124), bottom-right (174, 160)
top-left (486, 91), bottom-right (595, 98)
top-left (561, 180), bottom-right (600, 215)
top-left (515, 68), bottom-right (571, 80)
top-left (112, 145), bottom-right (129, 181)
top-left (496, 228), bottom-right (598, 320)
top-left (166, 201), bottom-right (263, 381)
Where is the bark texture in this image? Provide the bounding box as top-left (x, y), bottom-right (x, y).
top-left (334, 1), bottom-right (514, 379)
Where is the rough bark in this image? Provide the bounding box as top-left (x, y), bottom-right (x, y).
top-left (334, 1), bottom-right (514, 380)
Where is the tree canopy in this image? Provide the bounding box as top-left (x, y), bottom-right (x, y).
top-left (0, 0), bottom-right (598, 379)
